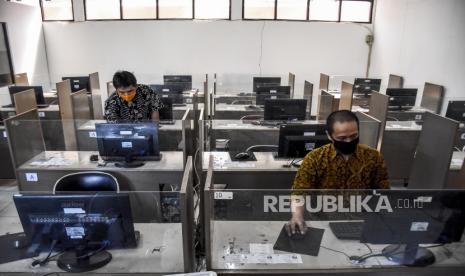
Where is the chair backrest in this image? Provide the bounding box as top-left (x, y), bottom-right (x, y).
top-left (53, 171), bottom-right (119, 193)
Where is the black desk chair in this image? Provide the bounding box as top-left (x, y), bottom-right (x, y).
top-left (53, 172), bottom-right (119, 193)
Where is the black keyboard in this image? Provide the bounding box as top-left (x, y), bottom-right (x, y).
top-left (329, 221), bottom-right (364, 240)
top-left (159, 120), bottom-right (175, 125)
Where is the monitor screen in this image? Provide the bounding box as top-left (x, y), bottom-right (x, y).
top-left (163, 75), bottom-right (192, 91)
top-left (96, 123), bottom-right (161, 163)
top-left (445, 101), bottom-right (465, 122)
top-left (277, 123), bottom-right (328, 158)
top-left (264, 99), bottom-right (307, 121)
top-left (253, 77), bottom-right (281, 92)
top-left (62, 76), bottom-right (90, 93)
top-left (353, 78), bottom-right (381, 96)
top-left (8, 86), bottom-right (46, 106)
top-left (386, 88), bottom-right (418, 110)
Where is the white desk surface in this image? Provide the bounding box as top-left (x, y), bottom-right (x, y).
top-left (0, 105), bottom-right (59, 112)
top-left (215, 104), bottom-right (263, 112)
top-left (19, 151), bottom-right (184, 172)
top-left (203, 152), bottom-right (296, 172)
top-left (212, 120), bottom-right (323, 131)
top-left (77, 120), bottom-right (183, 131)
top-left (210, 220), bottom-right (465, 271)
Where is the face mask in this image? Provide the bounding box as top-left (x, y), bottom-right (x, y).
top-left (118, 90), bottom-right (136, 102)
top-left (332, 137), bottom-right (359, 155)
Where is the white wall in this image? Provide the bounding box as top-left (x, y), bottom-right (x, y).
top-left (0, 1), bottom-right (51, 103)
top-left (43, 19), bottom-right (372, 112)
top-left (371, 0), bottom-right (465, 114)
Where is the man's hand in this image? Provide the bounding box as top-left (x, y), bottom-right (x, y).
top-left (286, 214), bottom-right (307, 236)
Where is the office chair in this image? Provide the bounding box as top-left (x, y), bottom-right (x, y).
top-left (53, 171), bottom-right (119, 193)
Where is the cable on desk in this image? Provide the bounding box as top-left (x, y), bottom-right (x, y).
top-left (31, 240), bottom-right (58, 268)
top-left (320, 245), bottom-right (351, 259)
top-left (386, 116), bottom-right (399, 121)
top-left (42, 273), bottom-right (60, 276)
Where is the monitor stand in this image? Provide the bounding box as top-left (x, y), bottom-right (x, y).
top-left (57, 246), bottom-right (112, 273)
top-left (382, 244), bottom-right (435, 267)
top-left (115, 155), bottom-right (145, 168)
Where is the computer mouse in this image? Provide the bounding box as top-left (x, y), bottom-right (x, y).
top-left (349, 255), bottom-right (364, 264)
top-left (234, 152), bottom-right (250, 160)
top-left (12, 234), bottom-right (30, 249)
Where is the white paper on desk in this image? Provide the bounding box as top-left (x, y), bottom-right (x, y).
top-left (224, 253), bottom-right (302, 264)
top-left (224, 162), bottom-right (256, 168)
top-left (249, 243), bottom-right (274, 254)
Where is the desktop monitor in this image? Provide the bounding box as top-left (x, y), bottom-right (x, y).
top-left (277, 123), bottom-right (329, 158)
top-left (151, 84), bottom-right (184, 104)
top-left (386, 88), bottom-right (418, 111)
top-left (8, 86), bottom-right (47, 107)
top-left (353, 78), bottom-right (381, 97)
top-left (159, 97), bottom-right (173, 121)
top-left (13, 193), bottom-right (138, 272)
top-left (255, 86), bottom-right (291, 106)
top-left (253, 77), bottom-right (281, 92)
top-left (445, 101), bottom-right (465, 123)
top-left (62, 76), bottom-right (90, 93)
top-left (264, 99), bottom-right (307, 121)
top-left (361, 190), bottom-right (465, 266)
top-left (96, 122), bottom-right (162, 167)
top-left (163, 75), bottom-right (192, 91)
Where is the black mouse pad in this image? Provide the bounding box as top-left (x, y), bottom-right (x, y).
top-left (0, 232), bottom-right (38, 264)
top-left (273, 225), bottom-right (325, 256)
top-left (228, 151), bottom-right (257, 162)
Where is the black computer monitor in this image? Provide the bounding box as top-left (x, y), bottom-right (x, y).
top-left (8, 86), bottom-right (47, 106)
top-left (163, 75), bottom-right (192, 91)
top-left (353, 78), bottom-right (382, 97)
top-left (277, 123), bottom-right (329, 158)
top-left (253, 77), bottom-right (281, 92)
top-left (13, 193), bottom-right (138, 272)
top-left (264, 99), bottom-right (307, 121)
top-left (151, 84), bottom-right (184, 104)
top-left (445, 101), bottom-right (465, 123)
top-left (62, 76), bottom-right (90, 93)
top-left (386, 88), bottom-right (418, 111)
top-left (256, 86), bottom-right (291, 106)
top-left (159, 97), bottom-right (173, 121)
top-left (361, 190), bottom-right (465, 266)
top-left (96, 122), bottom-right (162, 167)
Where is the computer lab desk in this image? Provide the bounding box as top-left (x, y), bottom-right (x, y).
top-left (0, 105), bottom-right (65, 151)
top-left (214, 104), bottom-right (264, 120)
top-left (16, 151), bottom-right (184, 192)
top-left (75, 120), bottom-right (184, 151)
top-left (0, 216), bottom-right (185, 275)
top-left (209, 119), bottom-right (322, 152)
top-left (207, 220), bottom-right (465, 275)
top-left (203, 151), bottom-right (298, 189)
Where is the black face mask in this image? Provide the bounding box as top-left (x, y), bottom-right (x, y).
top-left (332, 137), bottom-right (359, 155)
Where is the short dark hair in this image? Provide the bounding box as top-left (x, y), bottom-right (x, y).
top-left (326, 110), bottom-right (359, 135)
top-left (112, 71), bottom-right (137, 89)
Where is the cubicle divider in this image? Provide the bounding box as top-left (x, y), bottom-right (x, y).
top-left (368, 92), bottom-right (389, 150)
top-left (89, 72), bottom-right (103, 120)
top-left (319, 73), bottom-right (330, 91)
top-left (408, 112), bottom-right (459, 189)
top-left (288, 72), bottom-right (295, 99)
top-left (339, 81), bottom-right (353, 110)
top-left (13, 89), bottom-right (36, 114)
top-left (387, 74), bottom-right (404, 89)
top-left (356, 111), bottom-right (381, 149)
top-left (420, 82), bottom-right (444, 114)
top-left (303, 81), bottom-right (313, 119)
top-left (5, 109), bottom-right (44, 170)
top-left (106, 80), bottom-right (115, 97)
top-left (13, 72), bottom-right (29, 86)
top-left (317, 90), bottom-right (336, 120)
top-left (57, 79), bottom-right (77, 150)
top-left (180, 156), bottom-right (196, 272)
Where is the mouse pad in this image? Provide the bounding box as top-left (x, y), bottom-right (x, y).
top-left (273, 225), bottom-right (325, 256)
top-left (0, 232), bottom-right (38, 264)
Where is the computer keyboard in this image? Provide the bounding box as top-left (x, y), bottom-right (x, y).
top-left (329, 221), bottom-right (364, 240)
